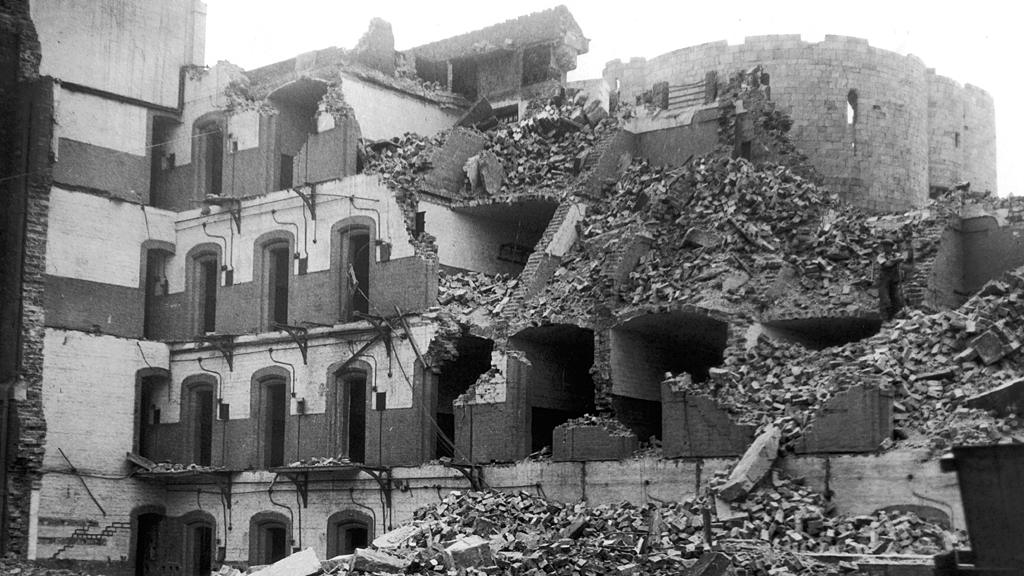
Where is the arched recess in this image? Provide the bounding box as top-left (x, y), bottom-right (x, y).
top-left (249, 511), bottom-right (292, 566)
top-left (326, 509), bottom-right (374, 557)
top-left (134, 367), bottom-right (170, 458)
top-left (185, 242), bottom-right (222, 336)
top-left (129, 504), bottom-right (167, 576)
top-left (179, 510), bottom-right (217, 576)
top-left (250, 365), bottom-right (291, 468)
top-left (509, 324), bottom-right (595, 454)
top-left (609, 309), bottom-right (728, 440)
top-left (253, 230), bottom-right (296, 332)
top-left (330, 216), bottom-right (377, 323)
top-left (325, 359), bottom-right (372, 464)
top-left (267, 78), bottom-right (330, 190)
top-left (140, 239), bottom-right (175, 339)
top-left (180, 374), bottom-right (217, 466)
top-left (193, 112), bottom-right (226, 198)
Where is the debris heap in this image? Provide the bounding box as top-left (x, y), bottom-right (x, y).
top-left (340, 484), bottom-right (959, 575)
top-left (666, 267), bottom-right (1024, 449)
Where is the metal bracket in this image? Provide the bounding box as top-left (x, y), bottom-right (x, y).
top-left (443, 461), bottom-right (486, 491)
top-left (359, 465), bottom-right (393, 512)
top-left (280, 471), bottom-right (310, 508)
top-left (214, 473), bottom-right (233, 510)
top-left (293, 185), bottom-right (317, 221)
top-left (199, 334), bottom-right (236, 372)
top-left (273, 323), bottom-right (310, 365)
top-left (202, 197), bottom-right (242, 234)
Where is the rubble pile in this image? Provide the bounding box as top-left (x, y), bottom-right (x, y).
top-left (519, 154), bottom-right (949, 325)
top-left (666, 267), bottom-right (1024, 448)
top-left (0, 559), bottom-right (104, 576)
top-left (346, 485), bottom-right (958, 575)
top-left (483, 94), bottom-right (617, 196)
top-left (561, 413), bottom-right (635, 436)
top-left (710, 472), bottom-right (956, 555)
top-left (437, 269), bottom-right (519, 317)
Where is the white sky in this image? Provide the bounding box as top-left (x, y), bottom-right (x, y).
top-left (204, 0), bottom-right (1020, 196)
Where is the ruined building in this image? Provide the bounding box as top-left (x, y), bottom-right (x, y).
top-left (1, 1), bottom-right (1022, 575)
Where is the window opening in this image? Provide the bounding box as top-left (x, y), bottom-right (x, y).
top-left (143, 250), bottom-right (169, 339)
top-left (279, 154), bottom-right (294, 190)
top-left (266, 243), bottom-right (290, 327)
top-left (846, 90), bottom-right (858, 125)
top-left (955, 132), bottom-right (961, 148)
top-left (254, 521), bottom-right (288, 565)
top-left (195, 255), bottom-right (218, 334)
top-left (190, 385), bottom-right (214, 466)
top-left (137, 378), bottom-right (156, 458)
top-left (197, 122), bottom-right (224, 197)
top-left (262, 380), bottom-right (287, 468)
top-left (333, 522), bottom-right (368, 556)
top-left (339, 227), bottom-right (371, 321)
top-left (334, 370), bottom-right (366, 463)
top-left (414, 212), bottom-right (426, 238)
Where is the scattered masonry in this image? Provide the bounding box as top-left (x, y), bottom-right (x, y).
top-left (2, 1), bottom-right (1020, 575)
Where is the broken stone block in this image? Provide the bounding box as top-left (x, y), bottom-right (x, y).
top-left (969, 330), bottom-right (1007, 365)
top-left (349, 548), bottom-right (409, 573)
top-left (456, 97), bottom-right (494, 128)
top-left (966, 377), bottom-right (1024, 417)
top-left (583, 99), bottom-right (608, 125)
top-left (372, 523), bottom-right (421, 549)
top-left (444, 535), bottom-right (494, 570)
top-left (250, 548), bottom-right (320, 576)
top-left (681, 227), bottom-right (722, 249)
top-left (717, 425), bottom-right (781, 502)
top-left (689, 551), bottom-right (735, 576)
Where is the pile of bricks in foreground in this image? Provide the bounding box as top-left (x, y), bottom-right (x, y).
top-left (0, 559), bottom-right (104, 576)
top-left (244, 482), bottom-right (956, 576)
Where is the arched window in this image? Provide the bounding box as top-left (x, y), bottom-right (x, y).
top-left (327, 362), bottom-right (369, 464)
top-left (181, 512), bottom-right (216, 576)
top-left (255, 232), bottom-right (294, 331)
top-left (252, 367), bottom-right (290, 469)
top-left (332, 218), bottom-right (375, 323)
top-left (135, 368), bottom-right (170, 459)
top-left (141, 240), bottom-right (174, 339)
top-left (182, 377), bottom-right (216, 466)
top-left (326, 510), bottom-right (373, 557)
top-left (249, 512), bottom-right (291, 566)
top-left (186, 243), bottom-right (221, 336)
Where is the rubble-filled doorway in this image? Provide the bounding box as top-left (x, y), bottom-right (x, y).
top-left (510, 325), bottom-right (595, 454)
top-left (609, 312), bottom-right (728, 440)
top-left (435, 336), bottom-right (493, 458)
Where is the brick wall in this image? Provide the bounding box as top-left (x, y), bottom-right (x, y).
top-left (604, 35), bottom-right (997, 211)
top-left (660, 386), bottom-right (756, 458)
top-left (0, 2), bottom-right (52, 552)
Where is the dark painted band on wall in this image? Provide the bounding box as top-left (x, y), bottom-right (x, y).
top-left (45, 275), bottom-right (145, 339)
top-left (54, 138), bottom-right (149, 203)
